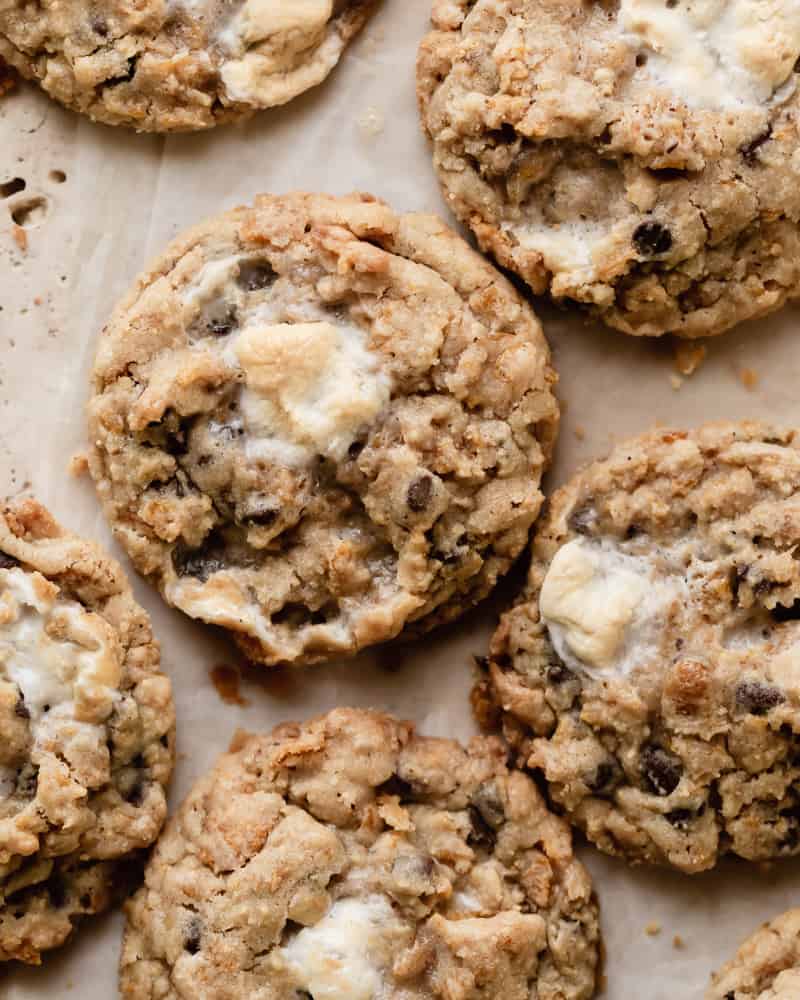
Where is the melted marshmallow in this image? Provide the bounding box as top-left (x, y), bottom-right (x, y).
top-left (0, 568), bottom-right (120, 725)
top-left (279, 896), bottom-right (396, 1000)
top-left (619, 0), bottom-right (800, 108)
top-left (540, 538), bottom-right (684, 678)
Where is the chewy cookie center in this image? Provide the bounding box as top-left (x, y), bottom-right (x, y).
top-left (619, 0), bottom-right (800, 108)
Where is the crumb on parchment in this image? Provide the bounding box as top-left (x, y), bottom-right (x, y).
top-left (11, 224), bottom-right (27, 253)
top-left (645, 921), bottom-right (662, 937)
top-left (673, 935), bottom-right (685, 949)
top-left (738, 367), bottom-right (759, 391)
top-left (68, 452), bottom-right (90, 477)
top-left (210, 663), bottom-right (250, 707)
top-left (0, 58), bottom-right (16, 97)
top-left (574, 425), bottom-right (586, 441)
top-left (669, 373), bottom-right (683, 391)
top-left (674, 341), bottom-right (707, 376)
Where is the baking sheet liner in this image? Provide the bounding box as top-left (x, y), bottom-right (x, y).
top-left (3, 2), bottom-right (800, 995)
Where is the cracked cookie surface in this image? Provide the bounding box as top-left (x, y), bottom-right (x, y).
top-left (119, 707), bottom-right (600, 1000)
top-left (0, 498), bottom-right (175, 964)
top-left (707, 909), bottom-right (800, 999)
top-left (478, 423), bottom-right (800, 873)
top-left (418, 0), bottom-right (800, 338)
top-left (0, 0), bottom-right (376, 131)
top-left (88, 191), bottom-right (559, 668)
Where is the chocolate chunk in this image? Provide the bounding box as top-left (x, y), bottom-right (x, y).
top-left (547, 660), bottom-right (576, 685)
top-left (184, 916), bottom-right (202, 954)
top-left (207, 308), bottom-right (238, 338)
top-left (633, 221), bottom-right (673, 256)
top-left (589, 760), bottom-right (622, 797)
top-left (171, 534), bottom-right (228, 583)
top-left (467, 805), bottom-right (497, 850)
top-left (0, 551), bottom-right (20, 569)
top-left (735, 680), bottom-right (785, 716)
top-left (407, 475), bottom-right (433, 513)
top-left (16, 763), bottom-right (38, 799)
top-left (236, 259), bottom-right (276, 292)
top-left (47, 878), bottom-right (67, 909)
top-left (376, 775), bottom-right (415, 800)
top-left (347, 440), bottom-right (365, 459)
top-left (471, 782), bottom-right (505, 830)
top-left (640, 746), bottom-right (682, 796)
top-left (770, 600), bottom-right (800, 622)
top-left (567, 504), bottom-right (596, 535)
top-left (665, 808), bottom-right (694, 830)
top-left (14, 698), bottom-right (29, 719)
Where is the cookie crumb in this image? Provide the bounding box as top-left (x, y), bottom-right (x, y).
top-left (68, 452), bottom-right (89, 477)
top-left (573, 425), bottom-right (586, 441)
top-left (673, 935), bottom-right (685, 949)
top-left (669, 373), bottom-right (683, 391)
top-left (738, 367), bottom-right (759, 391)
top-left (357, 105), bottom-right (385, 137)
top-left (674, 341), bottom-right (707, 376)
top-left (645, 921), bottom-right (661, 936)
top-left (210, 663), bottom-right (250, 707)
top-left (11, 224), bottom-right (27, 253)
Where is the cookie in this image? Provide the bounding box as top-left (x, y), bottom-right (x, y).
top-left (707, 909), bottom-right (800, 999)
top-left (0, 0), bottom-right (377, 131)
top-left (417, 0), bottom-right (800, 338)
top-left (88, 192), bottom-right (559, 667)
top-left (0, 498), bottom-right (175, 964)
top-left (119, 707), bottom-right (600, 999)
top-left (478, 423), bottom-right (800, 873)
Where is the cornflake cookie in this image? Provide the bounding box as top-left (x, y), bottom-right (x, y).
top-left (0, 498), bottom-right (175, 963)
top-left (0, 0), bottom-right (377, 131)
top-left (120, 707), bottom-right (600, 999)
top-left (88, 192), bottom-right (559, 667)
top-left (707, 909), bottom-right (800, 999)
top-left (478, 423), bottom-right (800, 873)
top-left (418, 0), bottom-right (800, 338)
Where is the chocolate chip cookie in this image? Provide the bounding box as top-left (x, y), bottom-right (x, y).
top-left (707, 909), bottom-right (800, 999)
top-left (0, 498), bottom-right (175, 964)
top-left (88, 192), bottom-right (559, 667)
top-left (477, 423), bottom-right (800, 873)
top-left (418, 0), bottom-right (800, 338)
top-left (0, 0), bottom-right (377, 131)
top-left (120, 707), bottom-right (600, 999)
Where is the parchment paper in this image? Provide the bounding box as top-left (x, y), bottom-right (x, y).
top-left (3, 3), bottom-right (800, 996)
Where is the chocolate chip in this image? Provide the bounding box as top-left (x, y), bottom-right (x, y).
top-left (770, 600), bottom-right (800, 622)
top-left (640, 746), bottom-right (683, 796)
top-left (126, 781), bottom-right (145, 807)
top-left (171, 534), bottom-right (228, 582)
top-left (546, 660), bottom-right (576, 685)
top-left (47, 878), bottom-right (67, 909)
top-left (567, 504), bottom-right (596, 535)
top-left (665, 808), bottom-right (694, 830)
top-left (236, 260), bottom-right (276, 292)
top-left (633, 221), bottom-right (673, 256)
top-left (407, 475), bottom-right (433, 513)
top-left (735, 680), bottom-right (785, 716)
top-left (16, 763), bottom-right (38, 799)
top-left (14, 698), bottom-right (29, 719)
top-left (105, 54), bottom-right (138, 87)
top-left (471, 782), bottom-right (505, 830)
top-left (207, 308), bottom-right (237, 338)
top-left (467, 805), bottom-right (497, 850)
top-left (347, 440), bottom-right (365, 459)
top-left (184, 916), bottom-right (202, 954)
top-left (376, 775), bottom-right (415, 800)
top-left (0, 551), bottom-right (19, 569)
top-left (740, 125), bottom-right (772, 165)
top-left (589, 760), bottom-right (622, 796)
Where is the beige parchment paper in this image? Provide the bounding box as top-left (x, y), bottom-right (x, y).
top-left (3, 2), bottom-right (800, 996)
